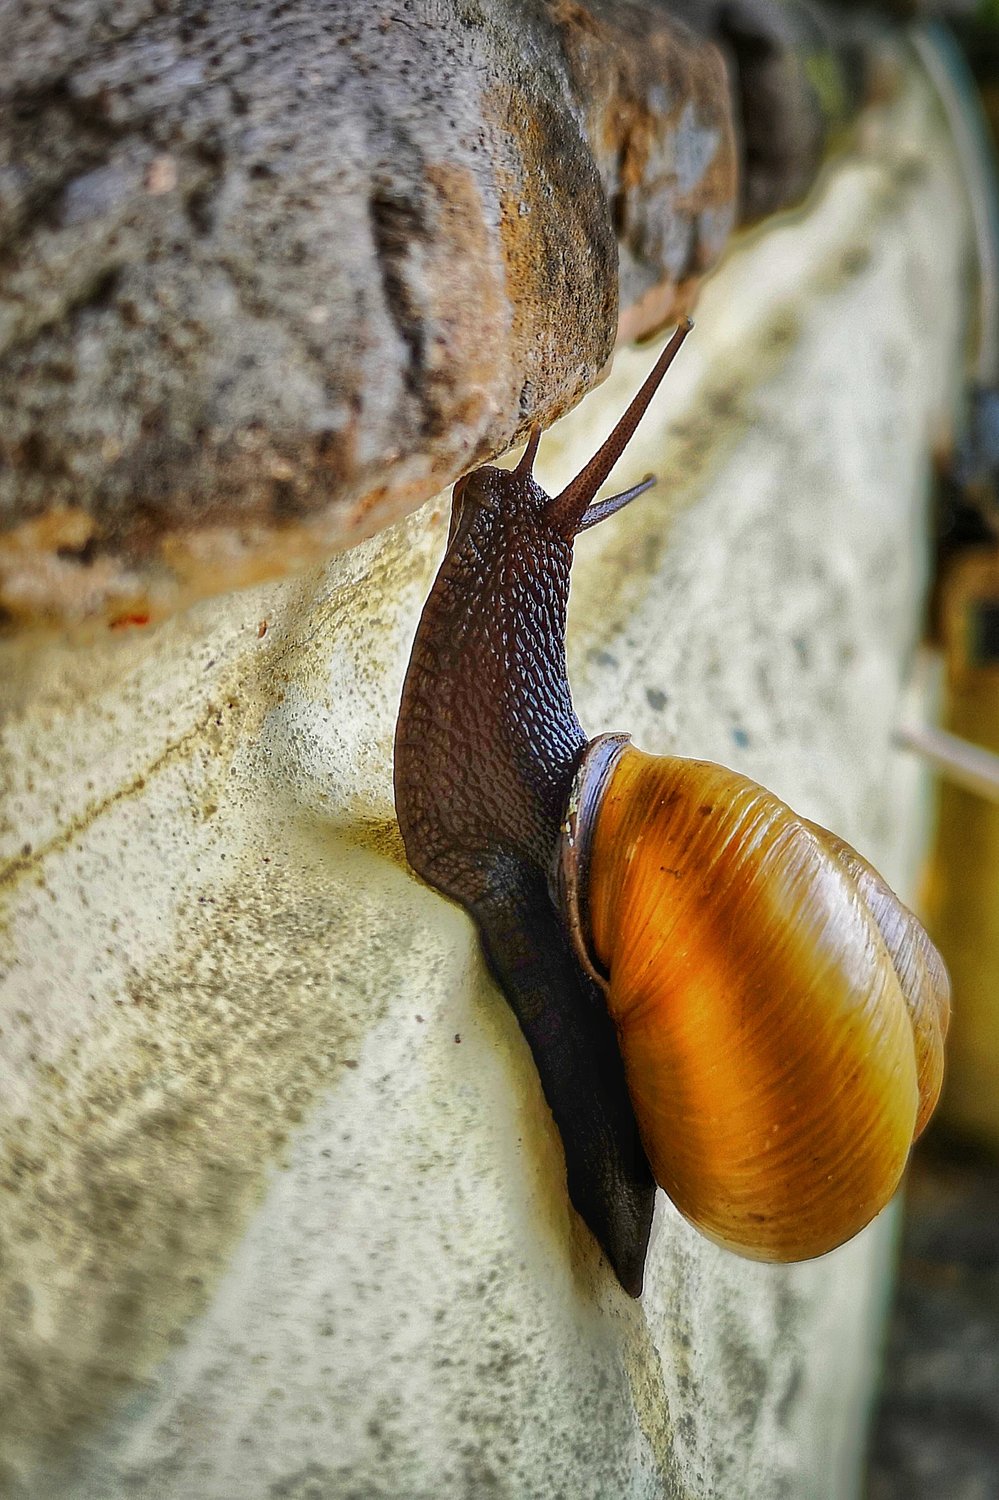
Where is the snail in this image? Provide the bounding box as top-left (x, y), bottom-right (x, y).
top-left (394, 321), bottom-right (950, 1294)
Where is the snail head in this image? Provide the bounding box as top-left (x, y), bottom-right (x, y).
top-left (447, 317), bottom-right (693, 558)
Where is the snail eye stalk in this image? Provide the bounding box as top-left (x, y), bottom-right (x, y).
top-left (576, 475), bottom-right (657, 531)
top-left (515, 424), bottom-right (543, 477)
top-left (545, 318), bottom-right (692, 539)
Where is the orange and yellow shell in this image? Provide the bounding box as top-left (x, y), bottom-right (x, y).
top-left (558, 736), bottom-right (950, 1262)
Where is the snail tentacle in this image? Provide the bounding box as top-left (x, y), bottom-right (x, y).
top-left (545, 318), bottom-right (692, 538)
top-left (577, 476), bottom-right (658, 532)
top-left (515, 423), bottom-right (543, 476)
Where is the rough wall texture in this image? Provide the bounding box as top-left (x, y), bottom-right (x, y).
top-left (0, 0), bottom-right (864, 631)
top-left (0, 69), bottom-right (969, 1500)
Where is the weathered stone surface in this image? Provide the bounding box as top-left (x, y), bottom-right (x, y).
top-left (0, 68), bottom-right (969, 1499)
top-left (0, 0), bottom-right (868, 632)
top-left (0, 0), bottom-right (731, 630)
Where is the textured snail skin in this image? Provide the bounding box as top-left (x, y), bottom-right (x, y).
top-left (395, 466), bottom-right (656, 1297)
top-left (563, 739), bottom-right (950, 1262)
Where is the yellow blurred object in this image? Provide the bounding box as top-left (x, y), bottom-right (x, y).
top-left (930, 548), bottom-right (999, 1146)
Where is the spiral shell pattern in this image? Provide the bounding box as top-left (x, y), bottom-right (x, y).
top-left (560, 739), bottom-right (950, 1262)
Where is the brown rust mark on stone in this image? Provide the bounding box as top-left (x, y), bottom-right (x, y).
top-left (414, 162), bottom-right (513, 443)
top-left (549, 0), bottom-right (739, 319)
top-left (0, 476), bottom-right (450, 640)
top-left (490, 81), bottom-right (619, 440)
top-left (0, 507), bottom-right (96, 556)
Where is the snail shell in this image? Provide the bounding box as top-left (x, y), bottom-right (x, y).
top-left (558, 736), bottom-right (951, 1262)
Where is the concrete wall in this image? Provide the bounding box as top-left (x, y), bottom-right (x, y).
top-left (0, 68), bottom-right (969, 1500)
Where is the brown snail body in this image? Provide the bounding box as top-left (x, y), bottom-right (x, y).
top-left (394, 322), bottom-right (949, 1294)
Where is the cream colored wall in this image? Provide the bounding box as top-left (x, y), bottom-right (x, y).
top-left (0, 68), bottom-right (969, 1500)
